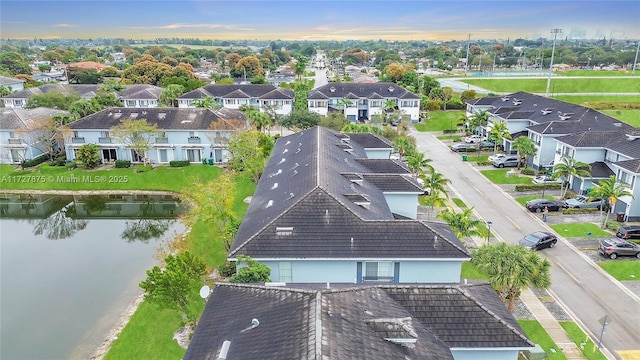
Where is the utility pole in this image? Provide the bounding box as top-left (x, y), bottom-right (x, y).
top-left (465, 33), bottom-right (470, 76)
top-left (633, 39), bottom-right (639, 76)
top-left (545, 28), bottom-right (562, 97)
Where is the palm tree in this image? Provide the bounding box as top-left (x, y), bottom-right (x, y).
top-left (511, 136), bottom-right (536, 169)
top-left (437, 207), bottom-right (483, 244)
top-left (246, 108), bottom-right (272, 133)
top-left (192, 97), bottom-right (222, 109)
top-left (337, 97), bottom-right (353, 116)
top-left (456, 113), bottom-right (469, 133)
top-left (472, 242), bottom-right (551, 312)
top-left (489, 120), bottom-right (511, 154)
top-left (406, 152), bottom-right (433, 177)
top-left (552, 156), bottom-right (592, 199)
top-left (392, 136), bottom-right (416, 162)
top-left (468, 110), bottom-right (489, 135)
top-left (589, 175), bottom-right (634, 228)
top-left (441, 87), bottom-right (453, 110)
top-left (419, 171), bottom-right (450, 198)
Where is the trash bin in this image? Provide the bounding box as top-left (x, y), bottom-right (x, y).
top-left (202, 158), bottom-right (207, 165)
top-left (616, 212), bottom-right (625, 222)
top-left (462, 155), bottom-right (468, 162)
top-left (208, 158), bottom-right (214, 165)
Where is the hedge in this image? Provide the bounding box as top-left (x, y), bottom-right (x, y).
top-left (169, 160), bottom-right (191, 167)
top-left (20, 154), bottom-right (49, 168)
top-left (520, 168), bottom-right (535, 176)
top-left (514, 183), bottom-right (562, 192)
top-left (114, 160), bottom-right (131, 168)
top-left (563, 207), bottom-right (600, 214)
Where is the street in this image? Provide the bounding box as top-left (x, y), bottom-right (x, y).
top-left (410, 129), bottom-right (640, 357)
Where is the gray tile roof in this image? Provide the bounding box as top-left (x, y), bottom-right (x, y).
top-left (556, 130), bottom-right (640, 159)
top-left (228, 126), bottom-right (468, 260)
top-left (1, 84), bottom-right (163, 101)
top-left (0, 75), bottom-right (25, 86)
top-left (354, 158), bottom-right (411, 173)
top-left (67, 107), bottom-right (246, 130)
top-left (308, 83), bottom-right (419, 100)
top-left (362, 174), bottom-right (422, 193)
top-left (614, 158), bottom-right (640, 174)
top-left (177, 84), bottom-right (294, 100)
top-left (344, 132), bottom-right (393, 149)
top-left (589, 161), bottom-right (616, 178)
top-left (0, 107), bottom-right (70, 130)
top-left (118, 84), bottom-right (163, 100)
top-left (184, 282), bottom-right (532, 360)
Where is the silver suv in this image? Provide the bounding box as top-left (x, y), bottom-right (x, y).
top-left (492, 155), bottom-right (521, 168)
top-left (598, 238), bottom-right (640, 259)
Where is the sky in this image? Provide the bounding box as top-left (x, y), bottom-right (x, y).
top-left (1, 0), bottom-right (639, 41)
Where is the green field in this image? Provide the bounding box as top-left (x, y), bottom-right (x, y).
top-left (598, 260), bottom-right (640, 281)
top-left (480, 169), bottom-right (533, 185)
top-left (559, 321), bottom-right (607, 360)
top-left (601, 110), bottom-right (640, 127)
top-left (517, 320), bottom-right (567, 360)
top-left (414, 110), bottom-right (462, 132)
top-left (460, 78), bottom-right (640, 93)
top-left (548, 223), bottom-right (611, 238)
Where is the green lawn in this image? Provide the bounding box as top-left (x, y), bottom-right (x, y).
top-left (464, 154), bottom-right (489, 163)
top-left (461, 261), bottom-right (489, 280)
top-left (553, 95), bottom-right (640, 106)
top-left (460, 78), bottom-right (640, 93)
top-left (562, 70), bottom-right (637, 77)
top-left (517, 320), bottom-right (567, 360)
top-left (480, 169), bottom-right (533, 184)
top-left (548, 223), bottom-right (611, 238)
top-left (0, 164), bottom-right (223, 192)
top-left (436, 134), bottom-right (463, 140)
top-left (452, 198), bottom-right (467, 208)
top-left (414, 110), bottom-right (463, 132)
top-left (598, 260), bottom-right (640, 281)
top-left (559, 321), bottom-right (608, 360)
top-left (601, 110), bottom-right (640, 127)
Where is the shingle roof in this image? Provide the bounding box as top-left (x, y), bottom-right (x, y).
top-left (614, 158), bottom-right (640, 174)
top-left (1, 84), bottom-right (163, 101)
top-left (0, 107), bottom-right (70, 130)
top-left (308, 83), bottom-right (419, 100)
top-left (184, 282), bottom-right (532, 360)
top-left (0, 75), bottom-right (25, 86)
top-left (556, 130), bottom-right (640, 159)
top-left (228, 127), bottom-right (468, 260)
top-left (345, 132), bottom-right (393, 149)
top-left (362, 174), bottom-right (422, 193)
top-left (589, 161), bottom-right (616, 178)
top-left (67, 107), bottom-right (246, 130)
top-left (177, 84), bottom-right (294, 100)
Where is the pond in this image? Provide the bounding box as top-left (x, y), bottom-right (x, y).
top-left (0, 193), bottom-right (185, 360)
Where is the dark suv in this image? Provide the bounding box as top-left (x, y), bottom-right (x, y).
top-left (598, 238), bottom-right (640, 259)
top-left (616, 225), bottom-right (640, 240)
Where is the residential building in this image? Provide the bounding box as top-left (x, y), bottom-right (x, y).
top-left (185, 282), bottom-right (533, 360)
top-left (307, 82), bottom-right (420, 123)
top-left (227, 126), bottom-right (470, 284)
top-left (0, 107), bottom-right (70, 164)
top-left (0, 75), bottom-right (25, 94)
top-left (266, 66), bottom-right (296, 86)
top-left (176, 84), bottom-right (294, 116)
top-left (465, 91), bottom-right (639, 220)
top-left (1, 84), bottom-right (163, 109)
top-left (65, 107), bottom-right (247, 165)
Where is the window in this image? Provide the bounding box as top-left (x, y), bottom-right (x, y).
top-left (100, 131), bottom-right (110, 138)
top-left (126, 100), bottom-right (136, 106)
top-left (159, 149), bottom-right (168, 163)
top-left (619, 171), bottom-right (631, 185)
top-left (605, 151), bottom-right (617, 163)
top-left (186, 149), bottom-right (201, 163)
top-left (131, 150), bottom-right (143, 163)
top-left (279, 262), bottom-right (292, 282)
top-left (364, 261), bottom-right (394, 282)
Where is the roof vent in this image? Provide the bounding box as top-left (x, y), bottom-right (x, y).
top-left (613, 123), bottom-right (622, 127)
top-left (295, 148), bottom-right (301, 154)
top-left (276, 226), bottom-right (293, 235)
top-left (251, 318), bottom-right (260, 328)
top-left (292, 170), bottom-right (298, 176)
top-left (266, 200), bottom-right (273, 208)
top-left (217, 340), bottom-right (231, 360)
top-left (283, 148), bottom-right (288, 154)
top-left (329, 86), bottom-right (336, 92)
top-left (278, 158), bottom-right (286, 164)
top-left (626, 133), bottom-right (640, 141)
top-left (559, 113), bottom-right (573, 120)
top-left (271, 183), bottom-right (278, 190)
top-left (541, 108), bottom-right (553, 115)
top-left (501, 96), bottom-right (510, 102)
top-left (287, 192), bottom-right (294, 199)
top-left (388, 86), bottom-right (394, 92)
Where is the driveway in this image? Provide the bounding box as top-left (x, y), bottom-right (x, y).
top-left (411, 129), bottom-right (640, 358)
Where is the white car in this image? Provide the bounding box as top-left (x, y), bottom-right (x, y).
top-left (488, 153), bottom-right (507, 162)
top-left (532, 175), bottom-right (562, 184)
top-left (464, 135), bottom-right (483, 143)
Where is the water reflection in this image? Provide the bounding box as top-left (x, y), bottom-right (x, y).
top-left (0, 193), bottom-right (184, 242)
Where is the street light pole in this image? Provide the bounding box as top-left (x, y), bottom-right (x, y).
top-left (545, 28), bottom-right (562, 97)
top-left (486, 221), bottom-right (492, 244)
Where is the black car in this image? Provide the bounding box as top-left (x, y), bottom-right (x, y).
top-left (518, 231), bottom-right (558, 250)
top-left (525, 199), bottom-right (562, 212)
top-left (616, 225), bottom-right (640, 240)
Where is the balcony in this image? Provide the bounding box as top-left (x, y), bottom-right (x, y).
top-left (155, 137), bottom-right (169, 144)
top-left (187, 137), bottom-right (201, 144)
top-left (98, 137), bottom-right (112, 144)
top-left (8, 138), bottom-right (22, 144)
top-left (71, 137), bottom-right (86, 144)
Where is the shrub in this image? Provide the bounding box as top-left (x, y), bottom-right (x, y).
top-left (169, 160), bottom-right (190, 167)
top-left (520, 168), bottom-right (535, 176)
top-left (563, 208), bottom-right (599, 214)
top-left (65, 161), bottom-right (76, 170)
top-left (114, 160), bottom-right (131, 168)
top-left (514, 183), bottom-right (562, 192)
top-left (76, 143), bottom-right (101, 169)
top-left (20, 154), bottom-right (49, 168)
top-left (53, 156), bottom-right (67, 166)
top-left (218, 261), bottom-right (237, 277)
top-left (135, 164), bottom-right (153, 173)
top-left (443, 129), bottom-right (458, 134)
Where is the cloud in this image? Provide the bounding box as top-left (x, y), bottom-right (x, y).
top-left (133, 23), bottom-right (254, 31)
top-left (53, 24), bottom-right (77, 28)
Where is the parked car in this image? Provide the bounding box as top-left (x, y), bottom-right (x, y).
top-left (477, 141), bottom-right (495, 150)
top-left (464, 135), bottom-right (483, 143)
top-left (492, 155), bottom-right (521, 168)
top-left (416, 177), bottom-right (431, 195)
top-left (451, 143), bottom-right (473, 152)
top-left (532, 175), bottom-right (562, 184)
top-left (563, 195), bottom-right (606, 210)
top-left (525, 199), bottom-right (562, 212)
top-left (488, 153), bottom-right (507, 162)
top-left (598, 238), bottom-right (640, 259)
top-left (390, 152), bottom-right (400, 160)
top-left (616, 225), bottom-right (640, 240)
top-left (518, 231), bottom-right (558, 250)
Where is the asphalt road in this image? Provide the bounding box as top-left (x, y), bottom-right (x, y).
top-left (410, 129), bottom-right (640, 357)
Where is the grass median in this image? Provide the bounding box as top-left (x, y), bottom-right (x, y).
top-left (480, 169), bottom-right (533, 184)
top-left (517, 320), bottom-right (567, 360)
top-left (548, 223), bottom-right (611, 238)
top-left (598, 260), bottom-right (640, 281)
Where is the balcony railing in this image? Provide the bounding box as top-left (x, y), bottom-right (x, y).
top-left (8, 138), bottom-right (22, 144)
top-left (71, 137), bottom-right (85, 144)
top-left (155, 137), bottom-right (169, 144)
top-left (362, 276), bottom-right (394, 282)
top-left (98, 137), bottom-right (112, 144)
top-left (187, 137), bottom-right (201, 144)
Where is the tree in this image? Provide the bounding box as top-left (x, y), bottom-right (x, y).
top-left (139, 251), bottom-right (207, 324)
top-left (511, 136), bottom-right (536, 169)
top-left (294, 57), bottom-right (307, 80)
top-left (392, 136), bottom-right (416, 161)
top-left (441, 87), bottom-right (453, 110)
top-left (227, 130), bottom-right (273, 182)
top-left (110, 119), bottom-right (159, 165)
top-left (25, 91), bottom-right (81, 110)
top-left (228, 255), bottom-right (271, 283)
top-left (68, 99), bottom-right (101, 119)
top-left (406, 151), bottom-right (433, 177)
top-left (472, 242), bottom-right (552, 312)
top-left (232, 56), bottom-right (265, 79)
top-left (589, 175), bottom-right (634, 228)
top-left (437, 207), bottom-right (483, 244)
top-left (191, 97), bottom-right (221, 109)
top-left (280, 109), bottom-right (320, 130)
top-left (337, 97), bottom-right (354, 116)
top-left (73, 69), bottom-right (103, 84)
top-left (468, 111), bottom-right (489, 134)
top-left (0, 52), bottom-right (31, 75)
top-left (552, 156), bottom-right (592, 199)
top-left (159, 84), bottom-right (185, 107)
top-left (17, 116), bottom-right (71, 163)
top-left (245, 108), bottom-right (273, 133)
top-left (384, 63), bottom-right (405, 82)
top-left (489, 120), bottom-right (511, 154)
top-left (319, 112), bottom-right (348, 131)
top-left (75, 143), bottom-right (101, 169)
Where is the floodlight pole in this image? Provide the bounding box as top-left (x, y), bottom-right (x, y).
top-left (633, 39), bottom-right (639, 76)
top-left (545, 28), bottom-right (562, 97)
top-left (465, 34), bottom-right (471, 76)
